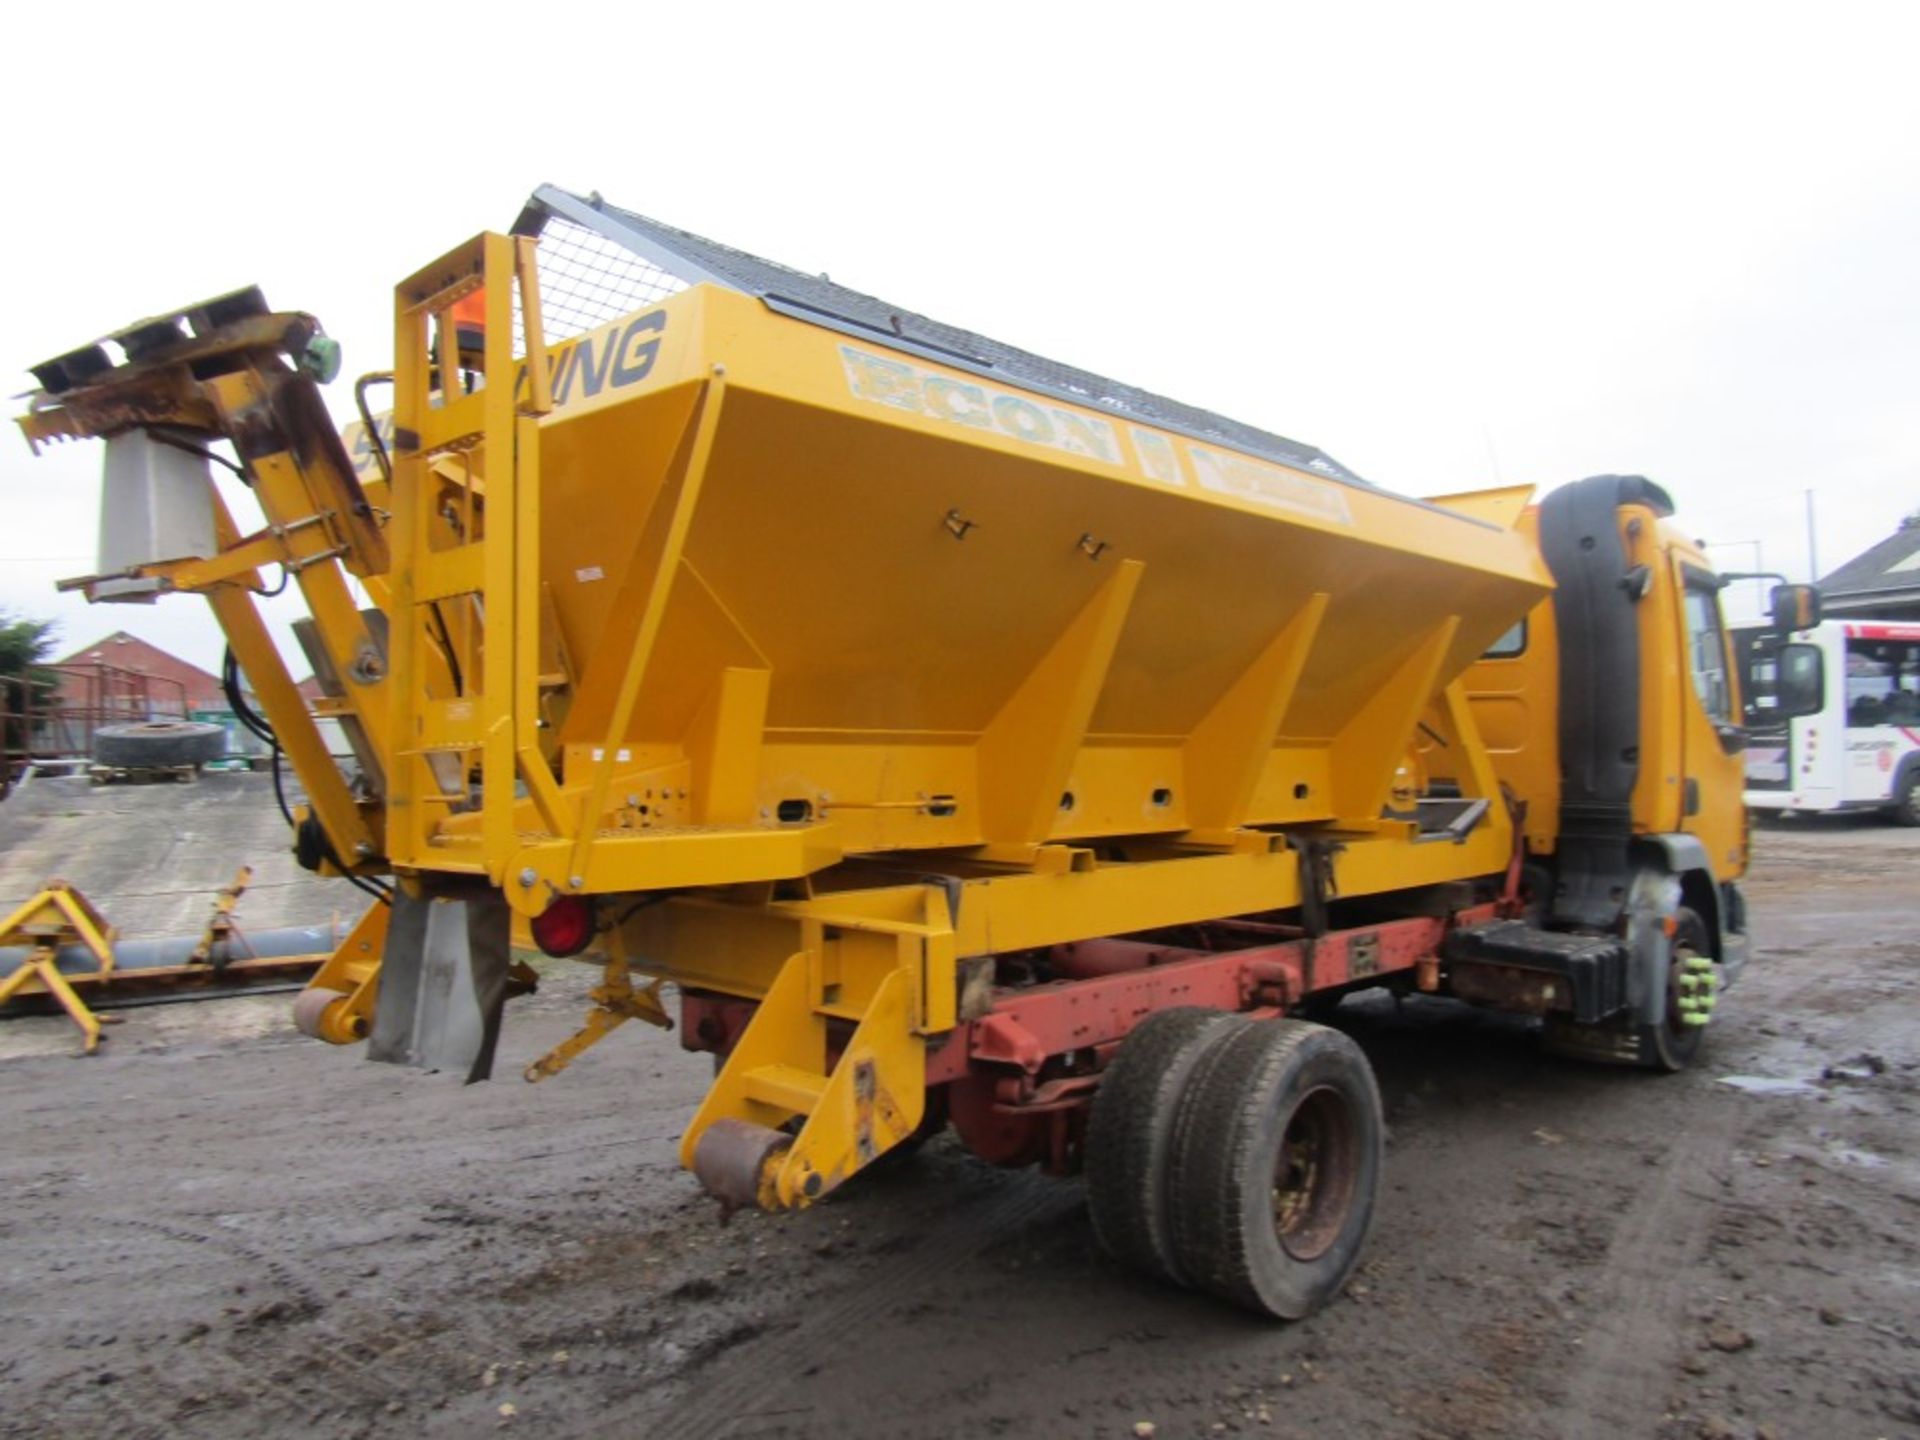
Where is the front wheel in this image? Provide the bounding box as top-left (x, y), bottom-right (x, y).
top-left (1543, 907), bottom-right (1715, 1071)
top-left (1166, 1019), bottom-right (1383, 1319)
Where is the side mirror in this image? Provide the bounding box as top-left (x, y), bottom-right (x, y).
top-left (1773, 641), bottom-right (1825, 720)
top-left (1741, 639), bottom-right (1825, 726)
top-left (1769, 582), bottom-right (1821, 633)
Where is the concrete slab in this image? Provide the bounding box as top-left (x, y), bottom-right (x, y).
top-left (0, 770), bottom-right (364, 940)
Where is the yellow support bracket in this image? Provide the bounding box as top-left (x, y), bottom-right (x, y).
top-left (188, 865), bottom-right (255, 967)
top-left (773, 965), bottom-right (922, 1205)
top-left (291, 902), bottom-right (391, 1045)
top-left (0, 881), bottom-right (119, 1054)
top-left (975, 558), bottom-right (1143, 846)
top-left (522, 954), bottom-right (671, 1082)
top-left (679, 949), bottom-right (926, 1209)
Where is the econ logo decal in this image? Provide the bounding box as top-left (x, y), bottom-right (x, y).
top-left (841, 346), bottom-right (1123, 467)
top-left (1189, 446), bottom-right (1353, 527)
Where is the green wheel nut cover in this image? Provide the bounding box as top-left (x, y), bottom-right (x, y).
top-left (1675, 954), bottom-right (1716, 1026)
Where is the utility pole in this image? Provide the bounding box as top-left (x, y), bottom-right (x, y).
top-left (1804, 488), bottom-right (1820, 581)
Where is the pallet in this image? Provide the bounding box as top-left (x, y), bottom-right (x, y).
top-left (88, 763), bottom-right (199, 786)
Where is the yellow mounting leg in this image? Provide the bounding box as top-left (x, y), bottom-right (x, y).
top-left (291, 901), bottom-right (391, 1045)
top-left (773, 966), bottom-right (922, 1206)
top-left (0, 881), bottom-right (119, 1055)
top-left (523, 955), bottom-right (671, 1082)
top-left (682, 953), bottom-right (925, 1210)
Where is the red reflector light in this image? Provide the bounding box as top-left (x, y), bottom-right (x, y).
top-left (530, 895), bottom-right (595, 957)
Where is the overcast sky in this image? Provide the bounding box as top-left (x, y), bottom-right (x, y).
top-left (4, 1), bottom-right (1916, 674)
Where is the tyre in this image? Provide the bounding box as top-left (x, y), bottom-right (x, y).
top-left (92, 720), bottom-right (227, 768)
top-left (1084, 1007), bottom-right (1247, 1286)
top-left (1889, 772), bottom-right (1920, 828)
top-left (1167, 1019), bottom-right (1383, 1319)
top-left (1542, 907), bottom-right (1714, 1072)
top-left (1639, 907), bottom-right (1713, 1070)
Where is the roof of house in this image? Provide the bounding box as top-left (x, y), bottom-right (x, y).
top-left (52, 630), bottom-right (222, 686)
top-left (1819, 514), bottom-right (1920, 615)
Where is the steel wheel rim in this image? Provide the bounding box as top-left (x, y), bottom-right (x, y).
top-left (1270, 1084), bottom-right (1358, 1262)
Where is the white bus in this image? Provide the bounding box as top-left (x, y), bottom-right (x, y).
top-left (1736, 620), bottom-right (1920, 824)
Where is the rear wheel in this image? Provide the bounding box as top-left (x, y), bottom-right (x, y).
top-left (1084, 1007), bottom-right (1247, 1286)
top-left (1166, 1019), bottom-right (1383, 1319)
top-left (1890, 772), bottom-right (1920, 827)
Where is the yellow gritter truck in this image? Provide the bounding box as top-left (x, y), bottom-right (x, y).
top-left (14, 186), bottom-right (1783, 1318)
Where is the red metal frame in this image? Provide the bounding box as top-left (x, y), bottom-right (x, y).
top-left (678, 900), bottom-right (1503, 1176)
top-left (2, 660), bottom-right (192, 785)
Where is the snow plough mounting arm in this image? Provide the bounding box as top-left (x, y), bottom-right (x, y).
top-left (22, 287), bottom-right (394, 868)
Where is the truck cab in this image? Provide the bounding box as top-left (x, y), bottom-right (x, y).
top-left (1459, 474), bottom-right (1752, 1067)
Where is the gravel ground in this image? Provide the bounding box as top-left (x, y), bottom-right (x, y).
top-left (1, 788), bottom-right (1915, 1440)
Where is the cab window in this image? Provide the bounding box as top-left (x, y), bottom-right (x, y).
top-left (1681, 569), bottom-right (1733, 725)
top-left (1482, 620), bottom-right (1526, 658)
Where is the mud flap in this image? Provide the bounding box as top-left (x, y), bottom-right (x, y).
top-left (366, 886), bottom-right (510, 1082)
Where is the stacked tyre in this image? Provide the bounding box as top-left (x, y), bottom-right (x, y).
top-left (92, 721), bottom-right (227, 769)
top-left (1084, 1009), bottom-right (1383, 1319)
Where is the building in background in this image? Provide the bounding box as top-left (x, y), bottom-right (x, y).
top-left (42, 631), bottom-right (268, 762)
top-left (1819, 512), bottom-right (1920, 621)
top-left (51, 632), bottom-right (220, 712)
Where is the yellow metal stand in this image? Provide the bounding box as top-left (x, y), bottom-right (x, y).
top-left (188, 865), bottom-right (255, 967)
top-left (524, 953), bottom-right (671, 1082)
top-left (0, 882), bottom-right (119, 1054)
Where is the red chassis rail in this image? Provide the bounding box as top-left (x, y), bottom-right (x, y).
top-left (680, 903), bottom-right (1500, 1175)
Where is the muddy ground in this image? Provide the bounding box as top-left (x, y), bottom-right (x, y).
top-left (2, 783), bottom-right (1915, 1440)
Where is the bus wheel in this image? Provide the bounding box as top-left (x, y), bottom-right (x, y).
top-left (1890, 772), bottom-right (1920, 827)
top-left (1085, 1007), bottom-right (1247, 1286)
top-left (1167, 1020), bottom-right (1382, 1319)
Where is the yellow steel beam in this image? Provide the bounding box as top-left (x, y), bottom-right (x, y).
top-left (975, 559), bottom-right (1143, 847)
top-left (684, 666), bottom-right (772, 825)
top-left (622, 817), bottom-right (1511, 1015)
top-left (207, 584), bottom-right (374, 861)
top-left (1183, 592), bottom-right (1329, 832)
top-left (479, 232), bottom-right (524, 880)
top-left (1327, 617), bottom-right (1461, 829)
top-left (565, 370), bottom-right (729, 885)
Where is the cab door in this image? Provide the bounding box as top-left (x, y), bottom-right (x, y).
top-left (1674, 560), bottom-right (1747, 877)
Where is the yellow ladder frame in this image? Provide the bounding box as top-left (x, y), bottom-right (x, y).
top-left (387, 233), bottom-right (564, 882)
